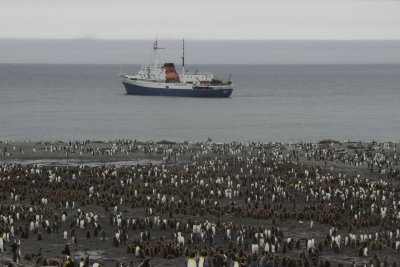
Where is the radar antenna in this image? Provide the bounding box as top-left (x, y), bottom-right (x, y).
top-left (153, 40), bottom-right (165, 51)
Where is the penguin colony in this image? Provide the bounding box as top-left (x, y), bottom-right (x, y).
top-left (0, 139), bottom-right (399, 267)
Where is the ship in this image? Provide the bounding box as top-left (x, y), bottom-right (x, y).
top-left (120, 40), bottom-right (233, 97)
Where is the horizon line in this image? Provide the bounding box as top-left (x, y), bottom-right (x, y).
top-left (2, 62), bottom-right (400, 66)
top-left (1, 37), bottom-right (400, 42)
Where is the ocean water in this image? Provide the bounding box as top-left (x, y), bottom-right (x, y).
top-left (1, 64), bottom-right (399, 142)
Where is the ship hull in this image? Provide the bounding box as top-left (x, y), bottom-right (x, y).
top-left (122, 81), bottom-right (233, 98)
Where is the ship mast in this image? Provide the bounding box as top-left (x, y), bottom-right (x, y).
top-left (150, 39), bottom-right (164, 80)
top-left (181, 39), bottom-right (185, 78)
top-left (152, 40), bottom-right (164, 70)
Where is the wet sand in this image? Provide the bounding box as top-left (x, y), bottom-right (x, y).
top-left (0, 140), bottom-right (399, 267)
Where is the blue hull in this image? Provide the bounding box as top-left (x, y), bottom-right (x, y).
top-left (123, 82), bottom-right (233, 98)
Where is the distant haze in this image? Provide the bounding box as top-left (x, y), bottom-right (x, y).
top-left (0, 39), bottom-right (400, 64)
top-left (1, 0), bottom-right (400, 40)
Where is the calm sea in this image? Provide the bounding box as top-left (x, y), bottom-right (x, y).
top-left (1, 64), bottom-right (399, 142)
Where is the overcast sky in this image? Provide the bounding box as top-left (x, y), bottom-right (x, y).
top-left (1, 0), bottom-right (400, 40)
top-left (1, 0), bottom-right (400, 64)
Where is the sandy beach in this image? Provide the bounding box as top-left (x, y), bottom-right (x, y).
top-left (0, 139), bottom-right (399, 267)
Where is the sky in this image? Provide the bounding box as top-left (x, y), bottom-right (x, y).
top-left (1, 0), bottom-right (400, 40)
top-left (1, 0), bottom-right (400, 64)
